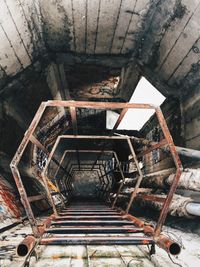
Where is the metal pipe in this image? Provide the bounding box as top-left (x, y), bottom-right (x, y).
top-left (119, 209), bottom-right (181, 255)
top-left (124, 169), bottom-right (200, 192)
top-left (16, 235), bottom-right (36, 257)
top-left (40, 236), bottom-right (154, 246)
top-left (186, 202), bottom-right (200, 216)
top-left (155, 235), bottom-right (181, 256)
top-left (45, 227), bottom-right (143, 234)
top-left (176, 146), bottom-right (200, 160)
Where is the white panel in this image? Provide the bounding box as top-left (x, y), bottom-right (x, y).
top-left (111, 0), bottom-right (136, 54)
top-left (72, 0), bottom-right (87, 53)
top-left (86, 0), bottom-right (100, 54)
top-left (95, 0), bottom-right (121, 54)
top-left (0, 0), bottom-right (31, 68)
top-left (157, 0), bottom-right (200, 71)
top-left (159, 3), bottom-right (200, 80)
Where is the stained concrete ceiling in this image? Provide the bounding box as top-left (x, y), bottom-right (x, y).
top-left (0, 0), bottom-right (200, 98)
top-left (0, 0), bottom-right (200, 153)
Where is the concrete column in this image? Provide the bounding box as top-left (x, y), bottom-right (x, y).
top-left (46, 62), bottom-right (71, 100)
top-left (0, 151), bottom-right (32, 178)
top-left (3, 97), bottom-right (32, 130)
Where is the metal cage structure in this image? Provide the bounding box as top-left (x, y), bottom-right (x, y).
top-left (10, 100), bottom-right (183, 255)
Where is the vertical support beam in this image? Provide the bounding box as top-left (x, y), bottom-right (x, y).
top-left (91, 108), bottom-right (128, 170)
top-left (46, 62), bottom-right (71, 101)
top-left (10, 166), bottom-right (39, 236)
top-left (154, 107), bottom-right (182, 236)
top-left (3, 97), bottom-right (32, 130)
top-left (10, 102), bottom-right (47, 237)
top-left (125, 138), bottom-right (144, 213)
top-left (58, 63), bottom-right (71, 99)
top-left (30, 136), bottom-right (65, 207)
top-left (69, 107), bottom-right (78, 134)
top-left (112, 152), bottom-right (126, 208)
top-left (69, 107), bottom-right (80, 170)
top-left (110, 108), bottom-right (128, 134)
top-left (41, 173), bottom-right (58, 216)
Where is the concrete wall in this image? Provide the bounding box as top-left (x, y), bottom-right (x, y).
top-left (181, 86), bottom-right (200, 149)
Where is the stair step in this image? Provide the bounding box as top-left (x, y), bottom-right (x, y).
top-left (40, 236), bottom-right (154, 245)
top-left (55, 215), bottom-right (122, 220)
top-left (45, 227), bottom-right (143, 234)
top-left (51, 220), bottom-right (133, 226)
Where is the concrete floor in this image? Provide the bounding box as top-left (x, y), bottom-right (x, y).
top-left (1, 218), bottom-right (200, 267)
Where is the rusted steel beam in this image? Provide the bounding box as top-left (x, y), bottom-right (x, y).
top-left (51, 220), bottom-right (134, 226)
top-left (10, 102), bottom-right (47, 168)
top-left (93, 107), bottom-right (128, 170)
top-left (16, 214), bottom-right (55, 257)
top-left (40, 236), bottom-right (154, 246)
top-left (45, 227), bottom-right (143, 234)
top-left (46, 100), bottom-right (156, 110)
top-left (137, 193), bottom-right (195, 218)
top-left (90, 108), bottom-right (128, 169)
top-left (10, 167), bottom-right (39, 236)
top-left (17, 235), bottom-right (36, 257)
top-left (111, 152), bottom-right (126, 208)
top-left (28, 195), bottom-right (46, 203)
top-left (37, 214), bottom-right (55, 235)
top-left (155, 235), bottom-right (181, 255)
top-left (40, 173), bottom-right (58, 216)
top-left (139, 194), bottom-right (166, 203)
top-left (116, 133), bottom-right (197, 160)
top-left (124, 168), bottom-right (200, 192)
top-left (69, 107), bottom-right (78, 134)
top-left (30, 135), bottom-right (70, 178)
top-left (137, 139), bottom-right (168, 158)
top-left (69, 107), bottom-right (80, 170)
top-left (55, 215), bottom-right (122, 220)
top-left (11, 100), bottom-right (182, 240)
top-left (59, 212), bottom-right (119, 215)
top-left (154, 107), bottom-right (182, 236)
top-left (119, 210), bottom-right (181, 255)
top-left (125, 138), bottom-right (144, 213)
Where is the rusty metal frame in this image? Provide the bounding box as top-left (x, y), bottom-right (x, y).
top-left (10, 100), bottom-right (182, 238)
top-left (52, 149), bottom-right (113, 198)
top-left (51, 149), bottom-right (120, 200)
top-left (42, 141), bottom-right (126, 208)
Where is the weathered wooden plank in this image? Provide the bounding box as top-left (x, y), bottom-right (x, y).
top-left (157, 0), bottom-right (200, 71)
top-left (72, 0), bottom-right (87, 53)
top-left (86, 0), bottom-right (100, 54)
top-left (95, 0), bottom-right (121, 54)
top-left (61, 0), bottom-right (75, 51)
top-left (121, 0), bottom-right (150, 54)
top-left (40, 0), bottom-right (73, 51)
top-left (0, 0), bottom-right (31, 69)
top-left (0, 25), bottom-right (22, 76)
top-left (169, 37), bottom-right (200, 85)
top-left (159, 3), bottom-right (200, 81)
top-left (111, 0), bottom-right (136, 54)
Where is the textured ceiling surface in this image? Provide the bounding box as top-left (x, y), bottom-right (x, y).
top-left (40, 0), bottom-right (151, 55)
top-left (0, 0), bottom-right (200, 98)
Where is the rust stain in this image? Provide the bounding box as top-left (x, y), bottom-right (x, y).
top-left (0, 178), bottom-right (21, 218)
